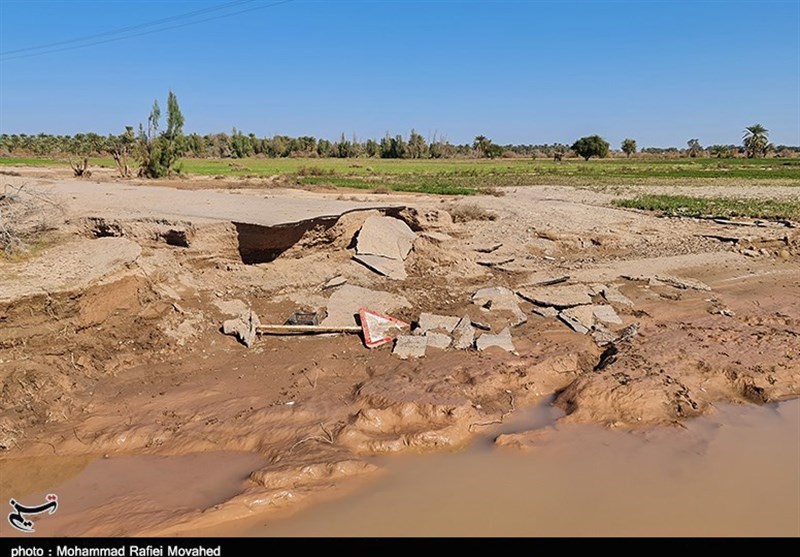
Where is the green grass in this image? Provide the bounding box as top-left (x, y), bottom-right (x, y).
top-left (613, 194), bottom-right (800, 221)
top-left (2, 156), bottom-right (798, 195)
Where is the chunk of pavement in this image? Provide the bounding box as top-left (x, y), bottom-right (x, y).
top-left (532, 306), bottom-right (559, 318)
top-left (222, 310), bottom-right (261, 348)
top-left (472, 286), bottom-right (528, 326)
top-left (356, 215), bottom-right (417, 261)
top-left (425, 332), bottom-right (452, 349)
top-left (322, 284), bottom-right (410, 327)
top-left (517, 284), bottom-right (593, 309)
top-left (591, 324), bottom-right (617, 346)
top-left (476, 327), bottom-right (515, 352)
top-left (393, 335), bottom-right (428, 359)
top-left (322, 275), bottom-right (347, 290)
top-left (353, 254), bottom-right (408, 280)
top-left (601, 285), bottom-right (634, 307)
top-left (417, 312), bottom-right (461, 333)
top-left (592, 304), bottom-right (623, 325)
top-left (558, 305), bottom-right (595, 334)
top-left (452, 315), bottom-right (475, 350)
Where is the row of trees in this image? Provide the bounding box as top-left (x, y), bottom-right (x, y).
top-left (0, 89), bottom-right (792, 176)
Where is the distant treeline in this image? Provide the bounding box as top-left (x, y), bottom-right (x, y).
top-left (1, 131), bottom-right (798, 160)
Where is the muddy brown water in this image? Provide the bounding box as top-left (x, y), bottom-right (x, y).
top-left (227, 399), bottom-right (800, 537)
top-left (1, 400), bottom-right (797, 537)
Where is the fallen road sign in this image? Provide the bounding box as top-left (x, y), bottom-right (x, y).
top-left (359, 307), bottom-right (410, 348)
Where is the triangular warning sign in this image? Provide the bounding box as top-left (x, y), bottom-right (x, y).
top-left (358, 307), bottom-right (410, 348)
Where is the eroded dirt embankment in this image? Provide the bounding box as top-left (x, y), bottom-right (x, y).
top-left (1, 176), bottom-right (798, 536)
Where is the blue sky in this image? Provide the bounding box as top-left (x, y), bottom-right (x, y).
top-left (0, 0), bottom-right (798, 148)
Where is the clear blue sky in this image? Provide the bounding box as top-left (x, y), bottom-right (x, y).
top-left (1, 0), bottom-right (798, 148)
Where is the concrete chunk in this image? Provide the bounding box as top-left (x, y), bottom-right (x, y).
top-left (592, 304), bottom-right (623, 325)
top-left (558, 305), bottom-right (595, 334)
top-left (476, 327), bottom-right (515, 352)
top-left (452, 315), bottom-right (475, 350)
top-left (222, 310), bottom-right (261, 348)
top-left (425, 332), bottom-right (452, 350)
top-left (601, 285), bottom-right (634, 306)
top-left (517, 284), bottom-right (593, 309)
top-left (532, 306), bottom-right (559, 318)
top-left (353, 254), bottom-right (407, 280)
top-left (393, 335), bottom-right (427, 359)
top-left (472, 286), bottom-right (528, 326)
top-left (356, 216), bottom-right (416, 260)
top-left (417, 313), bottom-right (461, 333)
top-left (322, 285), bottom-right (410, 328)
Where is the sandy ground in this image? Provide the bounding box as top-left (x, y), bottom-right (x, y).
top-left (0, 166), bottom-right (798, 536)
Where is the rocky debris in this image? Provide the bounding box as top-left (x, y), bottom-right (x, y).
top-left (417, 313), bottom-right (461, 333)
top-left (592, 305), bottom-right (623, 325)
top-left (452, 315), bottom-right (476, 350)
top-left (517, 284), bottom-right (593, 309)
top-left (601, 285), bottom-right (634, 307)
top-left (393, 335), bottom-right (427, 359)
top-left (472, 286), bottom-right (527, 326)
top-left (558, 305), bottom-right (595, 334)
top-left (353, 254), bottom-right (408, 280)
top-left (591, 324), bottom-right (618, 346)
top-left (322, 285), bottom-right (410, 328)
top-left (356, 216), bottom-right (416, 260)
top-left (476, 327), bottom-right (515, 353)
top-left (622, 274), bottom-right (711, 292)
top-left (477, 257), bottom-right (515, 268)
top-left (321, 275), bottom-right (347, 290)
top-left (425, 332), bottom-right (452, 350)
top-left (222, 310), bottom-right (261, 348)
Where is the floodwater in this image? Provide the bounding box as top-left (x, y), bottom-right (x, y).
top-left (237, 399), bottom-right (800, 537)
top-left (2, 400), bottom-right (798, 537)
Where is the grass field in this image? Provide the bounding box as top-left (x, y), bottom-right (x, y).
top-left (614, 194), bottom-right (800, 221)
top-left (2, 156), bottom-right (799, 198)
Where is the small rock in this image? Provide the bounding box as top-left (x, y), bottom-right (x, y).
top-left (741, 249), bottom-right (760, 258)
top-left (780, 249), bottom-right (791, 261)
top-left (393, 335), bottom-right (427, 359)
top-left (425, 332), bottom-right (452, 349)
top-left (476, 327), bottom-right (515, 352)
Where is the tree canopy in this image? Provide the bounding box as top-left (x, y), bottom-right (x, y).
top-left (571, 135), bottom-right (610, 160)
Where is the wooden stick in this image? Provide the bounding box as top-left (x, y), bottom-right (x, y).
top-left (256, 324), bottom-right (362, 335)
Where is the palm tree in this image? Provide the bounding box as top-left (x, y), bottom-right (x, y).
top-left (743, 124), bottom-right (769, 158)
top-left (473, 135), bottom-right (491, 157)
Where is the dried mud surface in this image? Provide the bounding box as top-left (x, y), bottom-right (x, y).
top-left (1, 169), bottom-right (798, 536)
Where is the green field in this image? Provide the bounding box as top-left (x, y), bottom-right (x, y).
top-left (2, 156), bottom-right (799, 196)
top-left (614, 194), bottom-right (800, 221)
